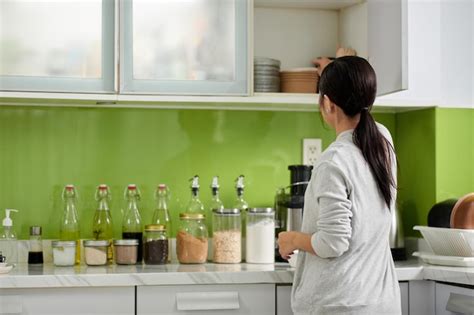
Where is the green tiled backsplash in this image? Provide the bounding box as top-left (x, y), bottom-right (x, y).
top-left (0, 105), bottom-right (472, 239)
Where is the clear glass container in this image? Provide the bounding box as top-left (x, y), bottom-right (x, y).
top-left (52, 241), bottom-right (76, 267)
top-left (113, 239), bottom-right (138, 265)
top-left (28, 226), bottom-right (43, 265)
top-left (212, 209), bottom-right (241, 264)
top-left (60, 184), bottom-right (81, 265)
top-left (93, 184), bottom-right (114, 263)
top-left (245, 208), bottom-right (275, 264)
top-left (122, 184), bottom-right (143, 263)
top-left (84, 240), bottom-right (109, 266)
top-left (177, 213), bottom-right (208, 264)
top-left (143, 224), bottom-right (168, 265)
top-left (152, 185), bottom-right (172, 233)
top-left (186, 176), bottom-right (204, 214)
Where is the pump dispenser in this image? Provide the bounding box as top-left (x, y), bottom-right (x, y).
top-left (0, 209), bottom-right (19, 264)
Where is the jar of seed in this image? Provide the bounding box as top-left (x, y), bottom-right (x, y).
top-left (143, 224), bottom-right (168, 265)
top-left (84, 240), bottom-right (109, 266)
top-left (114, 239), bottom-right (138, 265)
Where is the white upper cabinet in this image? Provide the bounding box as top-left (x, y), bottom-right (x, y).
top-left (375, 0), bottom-right (473, 108)
top-left (120, 0), bottom-right (250, 95)
top-left (367, 0), bottom-right (408, 96)
top-left (0, 0), bottom-right (115, 93)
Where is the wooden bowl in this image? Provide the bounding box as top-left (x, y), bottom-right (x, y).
top-left (450, 192), bottom-right (474, 229)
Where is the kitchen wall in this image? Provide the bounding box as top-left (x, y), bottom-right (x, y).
top-left (0, 105), bottom-right (471, 240)
top-left (397, 108), bottom-right (474, 236)
top-left (0, 105), bottom-right (395, 239)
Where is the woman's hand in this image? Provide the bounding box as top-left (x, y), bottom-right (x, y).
top-left (278, 231), bottom-right (317, 258)
top-left (278, 231), bottom-right (297, 260)
top-left (312, 47), bottom-right (357, 76)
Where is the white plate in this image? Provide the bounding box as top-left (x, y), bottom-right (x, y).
top-left (413, 252), bottom-right (474, 267)
top-left (0, 264), bottom-right (14, 274)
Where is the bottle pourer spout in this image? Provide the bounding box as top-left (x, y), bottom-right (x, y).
top-left (190, 175), bottom-right (200, 189)
top-left (211, 176), bottom-right (220, 189)
top-left (236, 175), bottom-right (245, 189)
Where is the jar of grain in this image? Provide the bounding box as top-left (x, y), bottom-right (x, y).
top-left (114, 239), bottom-right (138, 265)
top-left (84, 240), bottom-right (109, 266)
top-left (212, 208), bottom-right (241, 264)
top-left (143, 224), bottom-right (168, 265)
top-left (52, 241), bottom-right (76, 267)
top-left (177, 213), bottom-right (208, 264)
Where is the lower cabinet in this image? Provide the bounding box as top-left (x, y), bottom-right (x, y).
top-left (137, 284), bottom-right (275, 315)
top-left (399, 282), bottom-right (409, 315)
top-left (435, 282), bottom-right (474, 315)
top-left (276, 282), bottom-right (409, 315)
top-left (276, 285), bottom-right (292, 315)
top-left (0, 287), bottom-right (135, 315)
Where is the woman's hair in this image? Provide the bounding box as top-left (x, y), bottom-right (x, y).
top-left (318, 56), bottom-right (396, 208)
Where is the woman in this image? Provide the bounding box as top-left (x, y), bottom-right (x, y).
top-left (278, 56), bottom-right (401, 314)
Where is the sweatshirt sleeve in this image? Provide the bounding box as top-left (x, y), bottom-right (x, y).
top-left (310, 161), bottom-right (353, 258)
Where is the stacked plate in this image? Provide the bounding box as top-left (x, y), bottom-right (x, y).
top-left (254, 57), bottom-right (281, 92)
top-left (280, 68), bottom-right (319, 93)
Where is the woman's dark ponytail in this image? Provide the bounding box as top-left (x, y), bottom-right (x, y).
top-left (319, 56), bottom-right (396, 208)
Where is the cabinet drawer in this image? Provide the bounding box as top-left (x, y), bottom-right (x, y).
top-left (137, 284), bottom-right (275, 315)
top-left (435, 282), bottom-right (474, 315)
top-left (0, 287), bottom-right (134, 315)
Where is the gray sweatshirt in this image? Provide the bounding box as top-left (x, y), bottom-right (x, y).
top-left (291, 123), bottom-right (401, 315)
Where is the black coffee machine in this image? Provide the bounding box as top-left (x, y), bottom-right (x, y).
top-left (275, 165), bottom-right (313, 262)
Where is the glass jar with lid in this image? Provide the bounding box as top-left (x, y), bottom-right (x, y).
top-left (52, 240), bottom-right (76, 267)
top-left (212, 208), bottom-right (241, 264)
top-left (143, 224), bottom-right (168, 265)
top-left (84, 240), bottom-right (109, 266)
top-left (245, 208), bottom-right (275, 264)
top-left (177, 213), bottom-right (208, 264)
top-left (114, 239), bottom-right (138, 265)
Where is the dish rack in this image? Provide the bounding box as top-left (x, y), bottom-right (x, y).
top-left (413, 226), bottom-right (474, 257)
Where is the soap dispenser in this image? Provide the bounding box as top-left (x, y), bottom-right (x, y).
top-left (0, 209), bottom-right (19, 264)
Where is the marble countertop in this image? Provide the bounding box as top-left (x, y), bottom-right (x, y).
top-left (0, 260), bottom-right (472, 289)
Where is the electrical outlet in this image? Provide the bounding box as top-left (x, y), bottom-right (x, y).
top-left (303, 138), bottom-right (322, 165)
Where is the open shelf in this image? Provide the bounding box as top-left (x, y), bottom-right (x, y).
top-left (0, 91), bottom-right (436, 113)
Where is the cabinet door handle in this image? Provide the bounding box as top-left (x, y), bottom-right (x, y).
top-left (0, 295), bottom-right (22, 314)
top-left (446, 293), bottom-right (474, 314)
top-left (176, 291), bottom-right (240, 311)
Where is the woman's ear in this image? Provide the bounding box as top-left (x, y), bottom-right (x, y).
top-left (322, 95), bottom-right (331, 114)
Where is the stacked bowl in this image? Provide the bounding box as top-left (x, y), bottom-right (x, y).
top-left (280, 68), bottom-right (319, 93)
top-left (254, 57), bottom-right (281, 92)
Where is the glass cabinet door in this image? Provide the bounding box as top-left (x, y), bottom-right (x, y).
top-left (0, 0), bottom-right (115, 93)
top-left (120, 0), bottom-right (249, 95)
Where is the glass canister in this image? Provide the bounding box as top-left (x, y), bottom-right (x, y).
top-left (84, 240), bottom-right (109, 266)
top-left (143, 224), bottom-right (168, 265)
top-left (114, 239), bottom-right (138, 265)
top-left (212, 208), bottom-right (241, 264)
top-left (177, 213), bottom-right (208, 264)
top-left (52, 241), bottom-right (76, 267)
top-left (246, 208), bottom-right (275, 264)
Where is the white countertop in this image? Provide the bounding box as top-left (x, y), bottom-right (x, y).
top-left (1, 259), bottom-right (472, 289)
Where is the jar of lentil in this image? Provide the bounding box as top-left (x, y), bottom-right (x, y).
top-left (84, 240), bottom-right (109, 266)
top-left (52, 241), bottom-right (76, 267)
top-left (114, 239), bottom-right (138, 265)
top-left (177, 213), bottom-right (208, 264)
top-left (212, 208), bottom-right (241, 264)
top-left (143, 224), bottom-right (168, 265)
